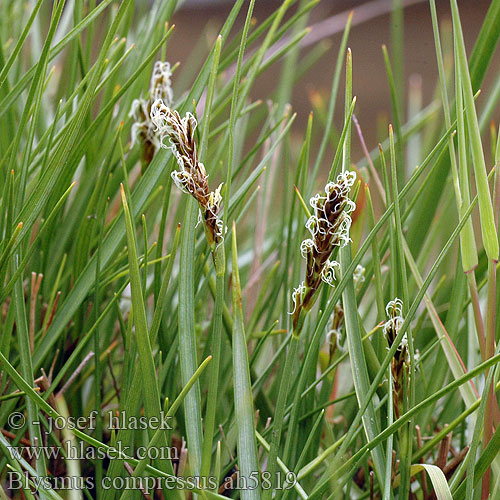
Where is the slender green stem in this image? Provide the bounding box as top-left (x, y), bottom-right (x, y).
top-left (383, 366), bottom-right (394, 500)
top-left (231, 223), bottom-right (262, 500)
top-left (467, 271), bottom-right (487, 360)
top-left (482, 259), bottom-right (497, 497)
top-left (178, 197), bottom-right (203, 476)
top-left (12, 254), bottom-right (47, 479)
top-left (264, 334), bottom-right (300, 500)
top-left (200, 244), bottom-right (225, 479)
top-left (389, 124), bottom-right (413, 498)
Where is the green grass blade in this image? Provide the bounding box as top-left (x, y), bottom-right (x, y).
top-left (410, 464), bottom-right (453, 500)
top-left (178, 195), bottom-right (204, 477)
top-left (451, 0), bottom-right (498, 261)
top-left (120, 184), bottom-right (162, 418)
top-left (231, 222), bottom-right (262, 500)
top-left (200, 34), bottom-right (224, 478)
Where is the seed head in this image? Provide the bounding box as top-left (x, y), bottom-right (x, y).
top-left (150, 100), bottom-right (224, 247)
top-left (301, 170), bottom-right (356, 288)
top-left (149, 61), bottom-right (173, 104)
top-left (383, 297), bottom-right (405, 353)
top-left (290, 170), bottom-right (356, 333)
top-left (130, 61), bottom-right (174, 167)
top-left (383, 297), bottom-right (409, 419)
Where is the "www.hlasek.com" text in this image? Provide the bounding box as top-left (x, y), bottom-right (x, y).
top-left (7, 441), bottom-right (178, 462)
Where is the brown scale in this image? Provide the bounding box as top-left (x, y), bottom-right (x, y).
top-left (152, 73), bottom-right (170, 100)
top-left (203, 207), bottom-right (221, 246)
top-left (392, 359), bottom-right (407, 419)
top-left (139, 131), bottom-right (156, 169)
top-left (133, 102), bottom-right (157, 169)
top-left (329, 303), bottom-right (344, 358)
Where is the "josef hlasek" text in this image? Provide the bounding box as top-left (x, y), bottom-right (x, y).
top-left (45, 411), bottom-right (173, 433)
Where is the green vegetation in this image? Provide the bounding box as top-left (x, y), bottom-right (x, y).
top-left (0, 0), bottom-right (499, 498)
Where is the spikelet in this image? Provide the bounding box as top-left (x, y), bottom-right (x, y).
top-left (130, 61), bottom-right (174, 168)
top-left (150, 100), bottom-right (224, 247)
top-left (383, 298), bottom-right (409, 418)
top-left (291, 171), bottom-right (356, 334)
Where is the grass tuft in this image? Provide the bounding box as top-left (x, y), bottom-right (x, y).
top-left (1, 1), bottom-right (499, 499)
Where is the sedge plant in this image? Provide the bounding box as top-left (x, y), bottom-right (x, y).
top-left (0, 1), bottom-right (499, 500)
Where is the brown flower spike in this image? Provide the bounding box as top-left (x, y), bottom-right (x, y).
top-left (150, 99), bottom-right (224, 248)
top-left (130, 61), bottom-right (173, 168)
top-left (383, 298), bottom-right (408, 419)
top-left (291, 171), bottom-right (356, 335)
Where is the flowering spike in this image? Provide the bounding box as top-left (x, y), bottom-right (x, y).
top-left (149, 61), bottom-right (173, 105)
top-left (383, 297), bottom-right (408, 419)
top-left (129, 60), bottom-right (174, 168)
top-left (150, 100), bottom-right (224, 247)
top-left (290, 170), bottom-right (357, 332)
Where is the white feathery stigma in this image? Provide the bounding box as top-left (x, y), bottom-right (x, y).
top-left (290, 282), bottom-right (306, 315)
top-left (320, 260), bottom-right (340, 287)
top-left (383, 297), bottom-right (405, 343)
